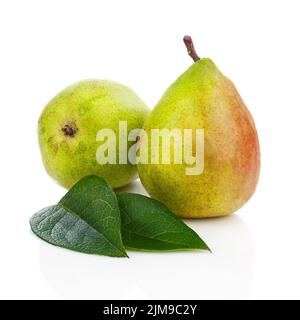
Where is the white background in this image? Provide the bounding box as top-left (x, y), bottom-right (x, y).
top-left (0, 0), bottom-right (300, 299)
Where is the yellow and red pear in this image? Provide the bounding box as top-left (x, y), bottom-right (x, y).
top-left (137, 36), bottom-right (260, 218)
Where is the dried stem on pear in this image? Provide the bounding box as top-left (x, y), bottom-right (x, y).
top-left (183, 36), bottom-right (200, 62)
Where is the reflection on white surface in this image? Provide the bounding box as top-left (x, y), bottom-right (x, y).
top-left (39, 180), bottom-right (255, 299)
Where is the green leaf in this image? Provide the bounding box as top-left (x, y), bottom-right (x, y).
top-left (117, 193), bottom-right (210, 252)
top-left (30, 176), bottom-right (127, 257)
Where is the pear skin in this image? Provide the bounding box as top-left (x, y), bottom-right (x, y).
top-left (38, 80), bottom-right (149, 189)
top-left (137, 37), bottom-right (260, 218)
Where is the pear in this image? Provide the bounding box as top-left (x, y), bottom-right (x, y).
top-left (137, 36), bottom-right (260, 218)
top-left (38, 80), bottom-right (149, 189)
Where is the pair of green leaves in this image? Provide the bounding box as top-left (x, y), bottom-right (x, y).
top-left (30, 176), bottom-right (209, 257)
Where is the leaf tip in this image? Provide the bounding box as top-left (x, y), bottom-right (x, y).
top-left (201, 242), bottom-right (212, 253)
top-left (122, 251), bottom-right (129, 258)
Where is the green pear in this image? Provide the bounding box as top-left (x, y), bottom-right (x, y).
top-left (137, 36), bottom-right (260, 218)
top-left (38, 80), bottom-right (149, 189)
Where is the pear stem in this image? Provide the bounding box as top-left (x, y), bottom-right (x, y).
top-left (183, 36), bottom-right (200, 62)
